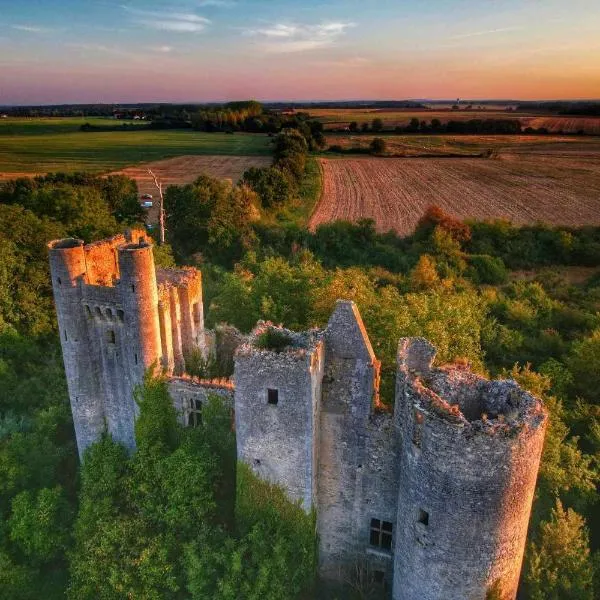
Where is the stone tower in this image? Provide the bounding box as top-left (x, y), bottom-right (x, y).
top-left (48, 230), bottom-right (206, 457)
top-left (393, 338), bottom-right (547, 600)
top-left (234, 322), bottom-right (325, 509)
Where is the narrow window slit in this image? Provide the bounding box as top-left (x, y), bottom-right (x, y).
top-left (267, 388), bottom-right (279, 405)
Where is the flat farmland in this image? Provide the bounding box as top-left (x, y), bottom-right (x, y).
top-left (310, 152), bottom-right (600, 236)
top-left (111, 154), bottom-right (272, 197)
top-left (325, 134), bottom-right (600, 157)
top-left (0, 117), bottom-right (271, 174)
top-left (310, 108), bottom-right (600, 135)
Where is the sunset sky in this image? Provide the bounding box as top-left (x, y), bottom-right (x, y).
top-left (1, 0), bottom-right (600, 105)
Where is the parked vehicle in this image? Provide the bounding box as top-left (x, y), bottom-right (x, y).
top-left (141, 193), bottom-right (153, 200)
top-left (141, 201), bottom-right (153, 208)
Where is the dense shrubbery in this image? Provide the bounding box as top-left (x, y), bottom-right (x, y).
top-left (69, 375), bottom-right (316, 600)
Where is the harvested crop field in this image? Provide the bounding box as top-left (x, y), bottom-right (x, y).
top-left (111, 154), bottom-right (271, 197)
top-left (311, 108), bottom-right (600, 135)
top-left (310, 156), bottom-right (600, 236)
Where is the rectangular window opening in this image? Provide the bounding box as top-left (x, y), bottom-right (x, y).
top-left (134, 353), bottom-right (138, 365)
top-left (373, 570), bottom-right (385, 585)
top-left (107, 330), bottom-right (116, 344)
top-left (369, 518), bottom-right (393, 551)
top-left (267, 388), bottom-right (279, 405)
top-left (187, 398), bottom-right (202, 428)
top-left (418, 509), bottom-right (429, 526)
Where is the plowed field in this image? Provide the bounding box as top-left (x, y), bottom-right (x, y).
top-left (311, 108), bottom-right (600, 135)
top-left (310, 156), bottom-right (600, 235)
top-left (111, 154), bottom-right (271, 197)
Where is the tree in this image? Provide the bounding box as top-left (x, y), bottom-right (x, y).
top-left (242, 167), bottom-right (292, 208)
top-left (349, 121), bottom-right (359, 132)
top-left (410, 254), bottom-right (440, 290)
top-left (9, 486), bottom-right (71, 564)
top-left (524, 500), bottom-right (595, 600)
top-left (371, 118), bottom-right (384, 132)
top-left (370, 137), bottom-right (387, 155)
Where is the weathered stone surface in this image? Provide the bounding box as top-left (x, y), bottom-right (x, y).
top-left (48, 230), bottom-right (208, 456)
top-left (50, 237), bottom-right (547, 600)
top-left (393, 338), bottom-right (547, 600)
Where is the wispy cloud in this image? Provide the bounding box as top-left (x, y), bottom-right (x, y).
top-left (243, 21), bottom-right (356, 53)
top-left (11, 24), bottom-right (54, 33)
top-left (150, 45), bottom-right (174, 53)
top-left (123, 6), bottom-right (211, 32)
top-left (450, 26), bottom-right (522, 40)
top-left (196, 0), bottom-right (235, 6)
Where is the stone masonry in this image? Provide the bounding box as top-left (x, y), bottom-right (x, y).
top-left (49, 234), bottom-right (548, 600)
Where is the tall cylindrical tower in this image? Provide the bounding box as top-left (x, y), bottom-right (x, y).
top-left (118, 241), bottom-right (162, 372)
top-left (393, 338), bottom-right (547, 600)
top-left (105, 241), bottom-right (162, 449)
top-left (48, 238), bottom-right (105, 457)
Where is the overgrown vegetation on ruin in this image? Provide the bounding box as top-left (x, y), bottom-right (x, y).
top-left (0, 130), bottom-right (599, 597)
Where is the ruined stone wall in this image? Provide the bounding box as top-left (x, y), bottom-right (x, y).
top-left (392, 338), bottom-right (547, 600)
top-left (317, 301), bottom-right (398, 586)
top-left (156, 268), bottom-right (205, 375)
top-left (167, 377), bottom-right (234, 426)
top-left (234, 324), bottom-right (324, 510)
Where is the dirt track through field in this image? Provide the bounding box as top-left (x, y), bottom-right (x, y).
top-left (310, 156), bottom-right (600, 236)
top-left (111, 154), bottom-right (271, 198)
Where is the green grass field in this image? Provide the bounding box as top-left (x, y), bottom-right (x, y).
top-left (0, 117), bottom-right (272, 174)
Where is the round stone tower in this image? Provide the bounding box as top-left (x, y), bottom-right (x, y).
top-left (48, 238), bottom-right (104, 456)
top-left (393, 338), bottom-right (547, 600)
top-left (117, 241), bottom-right (162, 377)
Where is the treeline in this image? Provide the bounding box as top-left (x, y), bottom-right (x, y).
top-left (344, 117), bottom-right (524, 135)
top-left (165, 122), bottom-right (324, 264)
top-left (517, 101), bottom-right (600, 116)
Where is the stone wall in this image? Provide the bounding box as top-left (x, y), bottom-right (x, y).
top-left (168, 377), bottom-right (234, 426)
top-left (316, 301), bottom-right (398, 589)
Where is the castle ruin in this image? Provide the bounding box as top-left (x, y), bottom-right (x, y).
top-left (49, 230), bottom-right (548, 600)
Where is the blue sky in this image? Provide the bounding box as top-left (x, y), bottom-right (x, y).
top-left (1, 0), bottom-right (599, 104)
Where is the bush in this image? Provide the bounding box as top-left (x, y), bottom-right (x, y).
top-left (415, 205), bottom-right (472, 244)
top-left (467, 254), bottom-right (508, 284)
top-left (370, 137), bottom-right (386, 155)
top-left (255, 327), bottom-right (293, 352)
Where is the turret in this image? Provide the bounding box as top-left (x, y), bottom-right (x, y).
top-left (48, 238), bottom-right (105, 457)
top-left (117, 241), bottom-right (162, 374)
top-left (392, 338), bottom-right (547, 600)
